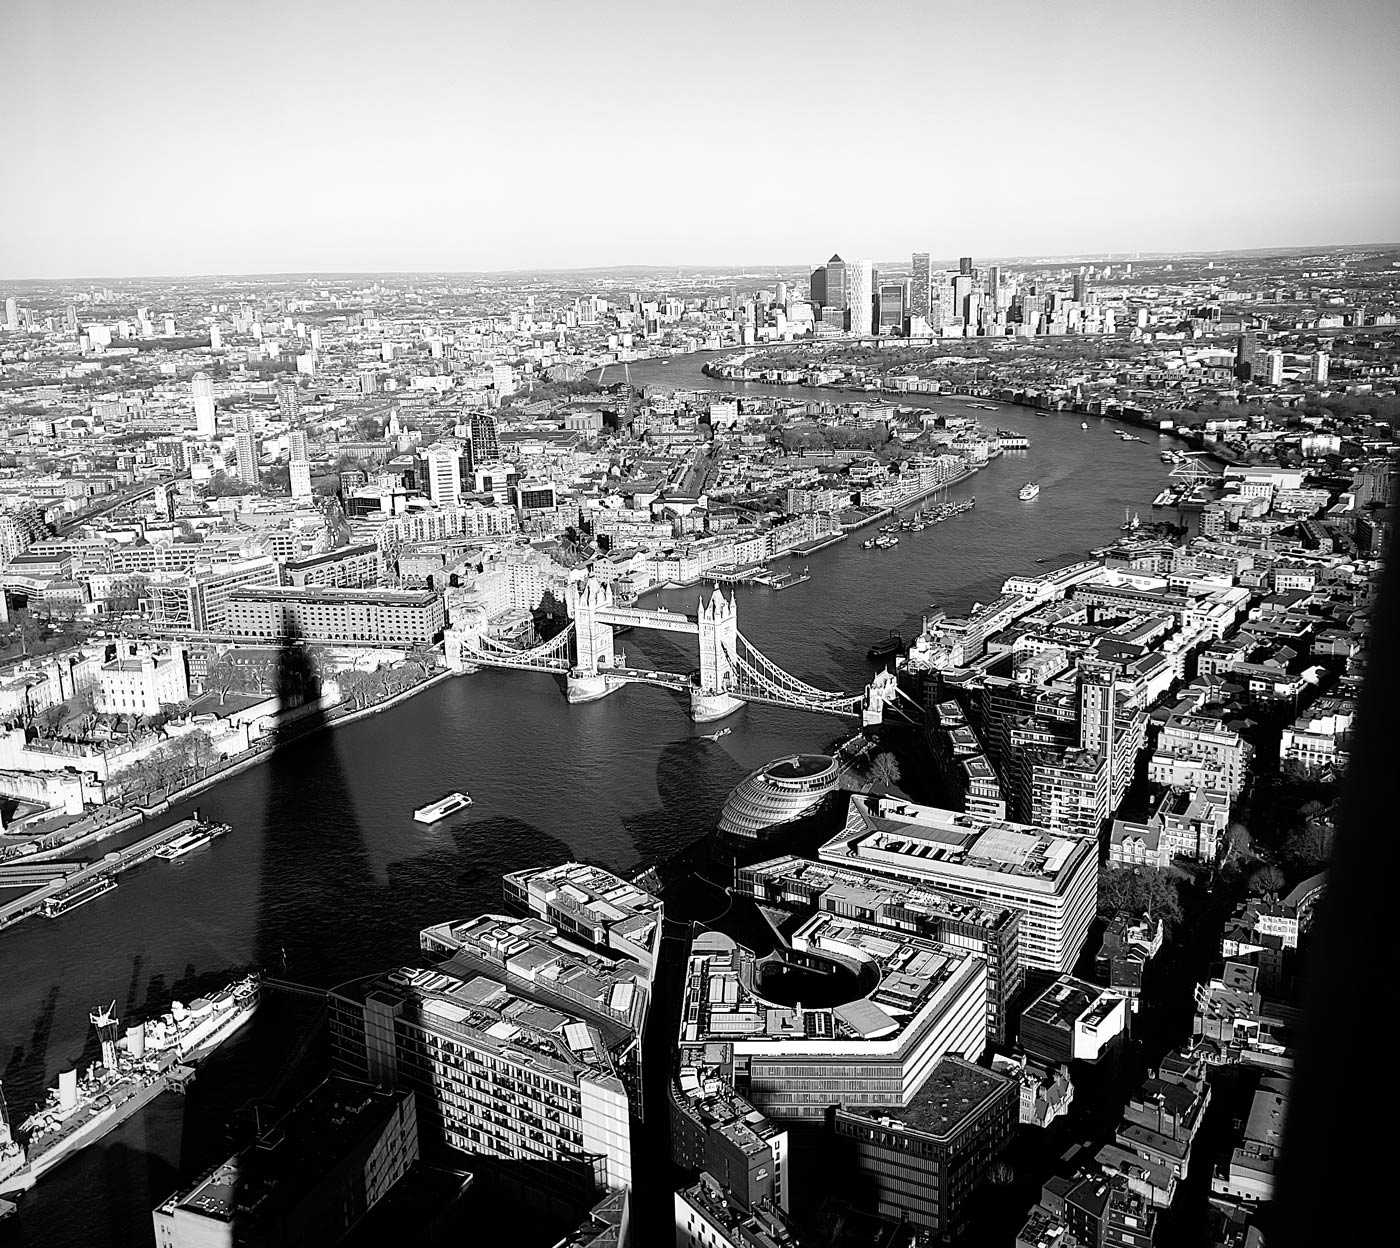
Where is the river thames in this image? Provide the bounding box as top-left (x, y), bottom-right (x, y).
top-left (0, 356), bottom-right (1178, 1244)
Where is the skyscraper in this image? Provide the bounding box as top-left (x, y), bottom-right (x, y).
top-left (191, 372), bottom-right (216, 437)
top-left (232, 412), bottom-right (259, 487)
top-left (277, 376), bottom-right (300, 423)
top-left (1073, 271), bottom-right (1089, 303)
top-left (846, 258), bottom-right (873, 336)
top-left (424, 444), bottom-right (464, 507)
top-left (288, 430), bottom-right (312, 500)
top-left (877, 280), bottom-right (908, 333)
top-left (959, 256), bottom-right (974, 277)
top-left (911, 252), bottom-right (931, 321)
top-left (810, 265), bottom-right (827, 306)
top-left (4, 297), bottom-right (18, 331)
top-left (987, 265), bottom-right (1001, 313)
top-left (469, 413), bottom-right (499, 464)
top-left (825, 255), bottom-right (847, 317)
top-left (208, 323), bottom-right (222, 351)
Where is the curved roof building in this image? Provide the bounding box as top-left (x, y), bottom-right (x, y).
top-left (718, 754), bottom-right (841, 840)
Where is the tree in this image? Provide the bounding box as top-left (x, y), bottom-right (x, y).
top-left (1284, 815), bottom-right (1336, 872)
top-left (1249, 864), bottom-right (1287, 895)
top-left (105, 575), bottom-right (150, 630)
top-left (205, 658), bottom-right (239, 706)
top-left (869, 752), bottom-right (901, 791)
top-left (186, 729), bottom-right (218, 771)
top-left (1097, 866), bottom-right (1184, 935)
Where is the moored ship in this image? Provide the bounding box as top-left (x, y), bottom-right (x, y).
top-left (0, 975), bottom-right (258, 1196)
top-left (155, 821), bottom-right (232, 860)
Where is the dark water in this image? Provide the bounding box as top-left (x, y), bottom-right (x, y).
top-left (0, 357), bottom-right (1174, 1245)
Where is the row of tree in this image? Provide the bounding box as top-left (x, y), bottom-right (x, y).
top-left (109, 729), bottom-right (222, 798)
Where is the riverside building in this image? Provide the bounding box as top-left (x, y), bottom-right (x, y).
top-left (819, 795), bottom-right (1098, 974)
top-left (328, 959), bottom-right (633, 1201)
top-left (502, 862), bottom-right (663, 975)
top-left (678, 921), bottom-right (988, 1122)
top-left (224, 585), bottom-right (445, 646)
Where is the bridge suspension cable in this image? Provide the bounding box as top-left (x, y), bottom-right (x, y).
top-left (466, 622), bottom-right (574, 667)
top-left (733, 632), bottom-right (849, 702)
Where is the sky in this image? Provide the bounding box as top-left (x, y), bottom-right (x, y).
top-left (2, 0), bottom-right (1398, 278)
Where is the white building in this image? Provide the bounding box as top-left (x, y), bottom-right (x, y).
top-left (819, 795), bottom-right (1099, 974)
top-left (95, 645), bottom-right (189, 716)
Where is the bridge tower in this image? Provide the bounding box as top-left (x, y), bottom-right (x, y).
top-left (566, 575), bottom-right (616, 675)
top-left (693, 588), bottom-right (744, 723)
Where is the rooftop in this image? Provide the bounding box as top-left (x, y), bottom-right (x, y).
top-left (821, 794), bottom-right (1094, 891)
top-left (840, 1055), bottom-right (1012, 1142)
top-left (158, 1078), bottom-right (410, 1226)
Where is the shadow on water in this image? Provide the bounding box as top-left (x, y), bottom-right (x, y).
top-left (134, 624), bottom-right (583, 1244)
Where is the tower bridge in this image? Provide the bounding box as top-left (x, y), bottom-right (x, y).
top-left (453, 575), bottom-right (897, 725)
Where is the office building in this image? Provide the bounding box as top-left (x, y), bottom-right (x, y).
top-left (809, 265), bottom-right (827, 306)
top-left (736, 854), bottom-right (1021, 1045)
top-left (469, 413), bottom-right (500, 463)
top-left (502, 862), bottom-right (663, 973)
top-left (911, 252), bottom-right (931, 322)
top-left (959, 256), bottom-right (973, 276)
top-left (151, 1078), bottom-right (418, 1248)
top-left (671, 1047), bottom-right (789, 1212)
top-left (819, 796), bottom-right (1098, 974)
top-left (846, 258), bottom-right (873, 335)
top-left (424, 443), bottom-right (466, 508)
top-left (1073, 271), bottom-right (1089, 303)
top-left (987, 264), bottom-right (1002, 312)
top-left (191, 371), bottom-right (217, 437)
top-left (1020, 976), bottom-right (1129, 1066)
top-left (717, 753), bottom-right (843, 841)
top-left (419, 911), bottom-right (652, 1117)
top-left (830, 1056), bottom-right (1016, 1239)
top-left (3, 297), bottom-right (18, 332)
top-left (877, 280), bottom-right (907, 333)
top-left (678, 920), bottom-right (988, 1122)
top-left (284, 543), bottom-right (381, 589)
top-left (823, 254), bottom-right (847, 317)
top-left (329, 960), bottom-right (632, 1200)
top-left (225, 585), bottom-right (444, 646)
top-left (150, 556), bottom-right (281, 633)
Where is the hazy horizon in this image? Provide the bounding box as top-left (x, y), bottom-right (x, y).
top-left (3, 0), bottom-right (1398, 281)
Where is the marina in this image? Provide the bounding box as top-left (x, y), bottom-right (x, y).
top-left (0, 815), bottom-right (231, 933)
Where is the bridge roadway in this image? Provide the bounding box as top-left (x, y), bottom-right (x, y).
top-left (595, 606), bottom-right (699, 635)
top-left (0, 816), bottom-right (206, 931)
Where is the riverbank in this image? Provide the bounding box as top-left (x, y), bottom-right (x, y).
top-left (0, 670), bottom-right (457, 878)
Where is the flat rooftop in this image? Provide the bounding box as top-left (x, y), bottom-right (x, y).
top-left (162, 1078), bottom-right (408, 1225)
top-left (1023, 976), bottom-right (1105, 1032)
top-left (333, 962), bottom-right (620, 1081)
top-left (821, 794), bottom-right (1094, 890)
top-left (841, 1054), bottom-right (1011, 1141)
top-left (741, 854), bottom-right (1016, 932)
top-left (680, 919), bottom-right (980, 1051)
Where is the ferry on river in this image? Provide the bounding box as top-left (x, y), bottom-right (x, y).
top-left (41, 877), bottom-right (116, 919)
top-left (1019, 482), bottom-right (1041, 501)
top-left (155, 821), bottom-right (232, 861)
top-left (414, 792), bottom-right (473, 824)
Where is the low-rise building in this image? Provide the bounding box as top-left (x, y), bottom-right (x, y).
top-left (1019, 976), bottom-right (1129, 1067)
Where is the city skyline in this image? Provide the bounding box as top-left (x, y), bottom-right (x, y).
top-left (4, 0), bottom-right (1398, 279)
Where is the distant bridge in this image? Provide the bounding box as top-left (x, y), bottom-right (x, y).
top-left (456, 577), bottom-right (890, 724)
